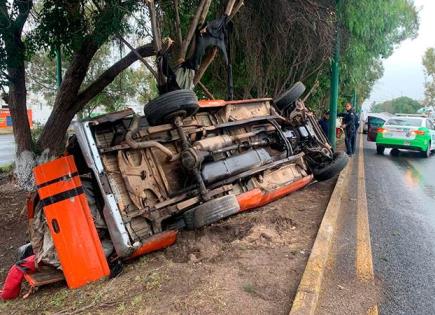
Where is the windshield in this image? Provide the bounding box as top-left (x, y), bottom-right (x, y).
top-left (385, 117), bottom-right (423, 127)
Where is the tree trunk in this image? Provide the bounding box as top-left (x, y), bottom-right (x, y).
top-left (7, 65), bottom-right (32, 155)
top-left (37, 42), bottom-right (155, 154)
top-left (37, 41), bottom-right (99, 154)
top-left (5, 26), bottom-right (35, 191)
top-left (8, 63), bottom-right (36, 191)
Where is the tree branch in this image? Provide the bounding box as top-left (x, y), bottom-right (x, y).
top-left (197, 81), bottom-right (215, 99)
top-left (225, 0), bottom-right (237, 16)
top-left (146, 0), bottom-right (162, 52)
top-left (173, 0), bottom-right (183, 45)
top-left (179, 0), bottom-right (207, 61)
top-left (193, 47), bottom-right (217, 85)
top-left (74, 43), bottom-right (155, 111)
top-left (192, 1), bottom-right (243, 85)
top-left (118, 36), bottom-right (158, 78)
top-left (14, 0), bottom-right (32, 33)
top-left (229, 0), bottom-right (244, 20)
top-left (198, 0), bottom-right (212, 26)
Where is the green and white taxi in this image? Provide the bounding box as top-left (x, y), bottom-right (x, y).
top-left (376, 114), bottom-right (435, 157)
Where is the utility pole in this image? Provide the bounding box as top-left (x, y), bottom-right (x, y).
top-left (55, 47), bottom-right (62, 88)
top-left (328, 0), bottom-right (341, 150)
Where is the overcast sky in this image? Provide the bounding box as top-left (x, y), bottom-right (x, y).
top-left (363, 0), bottom-right (435, 110)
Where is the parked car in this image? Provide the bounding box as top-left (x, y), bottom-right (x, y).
top-left (27, 82), bottom-right (348, 289)
top-left (376, 114), bottom-right (435, 157)
top-left (366, 112), bottom-right (393, 142)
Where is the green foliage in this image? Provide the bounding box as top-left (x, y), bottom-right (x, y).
top-left (163, 0), bottom-right (418, 116)
top-left (422, 47), bottom-right (435, 106)
top-left (371, 96), bottom-right (422, 114)
top-left (160, 0), bottom-right (222, 38)
top-left (0, 162), bottom-right (14, 173)
top-left (27, 0), bottom-right (141, 57)
top-left (30, 122), bottom-right (45, 153)
top-left (27, 42), bottom-right (157, 115)
top-left (0, 0), bottom-right (33, 86)
top-left (201, 0), bottom-right (336, 106)
top-left (339, 0), bottom-right (418, 103)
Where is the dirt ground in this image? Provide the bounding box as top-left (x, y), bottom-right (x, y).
top-left (0, 175), bottom-right (336, 315)
top-left (0, 176), bottom-right (28, 285)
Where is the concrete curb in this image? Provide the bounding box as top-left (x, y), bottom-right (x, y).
top-left (289, 159), bottom-right (352, 315)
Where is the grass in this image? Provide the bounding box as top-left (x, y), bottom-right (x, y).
top-left (242, 283), bottom-right (257, 295)
top-left (48, 289), bottom-right (69, 307)
top-left (0, 163), bottom-right (13, 173)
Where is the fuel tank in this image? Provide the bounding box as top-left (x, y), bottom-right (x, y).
top-left (201, 149), bottom-right (272, 184)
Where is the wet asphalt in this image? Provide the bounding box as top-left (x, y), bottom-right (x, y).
top-left (364, 139), bottom-right (435, 314)
top-left (0, 133), bottom-right (15, 166)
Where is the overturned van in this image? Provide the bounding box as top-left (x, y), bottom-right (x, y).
top-left (27, 82), bottom-right (348, 288)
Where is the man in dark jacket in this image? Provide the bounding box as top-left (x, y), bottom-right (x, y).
top-left (318, 111), bottom-right (330, 136)
top-left (338, 103), bottom-right (358, 156)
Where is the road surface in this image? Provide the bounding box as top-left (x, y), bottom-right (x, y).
top-left (0, 134), bottom-right (15, 166)
top-left (317, 137), bottom-right (435, 314)
top-left (365, 139), bottom-right (435, 314)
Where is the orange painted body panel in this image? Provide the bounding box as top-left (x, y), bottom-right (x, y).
top-left (34, 155), bottom-right (78, 184)
top-left (33, 156), bottom-right (110, 289)
top-left (237, 175), bottom-right (313, 212)
top-left (198, 98), bottom-right (273, 108)
top-left (37, 175), bottom-right (81, 199)
top-left (128, 230), bottom-right (177, 260)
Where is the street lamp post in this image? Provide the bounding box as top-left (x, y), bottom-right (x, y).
top-left (328, 0), bottom-right (341, 150)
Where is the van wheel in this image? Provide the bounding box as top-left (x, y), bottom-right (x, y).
top-left (376, 145), bottom-right (385, 155)
top-left (183, 195), bottom-right (240, 230)
top-left (273, 82), bottom-right (306, 111)
top-left (144, 90), bottom-right (199, 126)
top-left (311, 152), bottom-right (349, 181)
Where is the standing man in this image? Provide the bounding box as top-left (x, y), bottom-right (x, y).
top-left (338, 102), bottom-right (357, 156)
top-left (319, 111), bottom-right (330, 136)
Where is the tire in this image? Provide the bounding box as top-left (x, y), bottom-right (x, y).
top-left (183, 195), bottom-right (240, 230)
top-left (273, 82), bottom-right (306, 111)
top-left (312, 151), bottom-right (349, 181)
top-left (376, 145), bottom-right (385, 155)
top-left (390, 148), bottom-right (399, 157)
top-left (421, 143), bottom-right (431, 158)
top-left (144, 89), bottom-right (199, 126)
